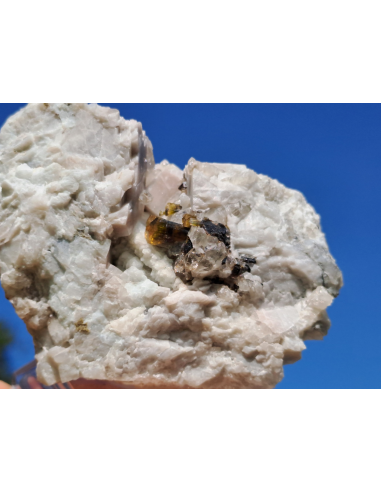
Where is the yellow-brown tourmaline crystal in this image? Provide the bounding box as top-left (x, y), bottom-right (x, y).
top-left (160, 203), bottom-right (182, 217)
top-left (182, 213), bottom-right (199, 228)
top-left (145, 215), bottom-right (190, 247)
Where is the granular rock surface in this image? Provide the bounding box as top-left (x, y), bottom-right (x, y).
top-left (0, 103), bottom-right (343, 388)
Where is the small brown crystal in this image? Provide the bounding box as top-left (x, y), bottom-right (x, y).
top-left (178, 181), bottom-right (187, 192)
top-left (145, 215), bottom-right (190, 247)
top-left (160, 203), bottom-right (182, 217)
top-left (182, 213), bottom-right (199, 228)
top-left (75, 319), bottom-right (90, 333)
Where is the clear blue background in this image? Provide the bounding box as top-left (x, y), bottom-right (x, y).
top-left (1, 103), bottom-right (380, 388)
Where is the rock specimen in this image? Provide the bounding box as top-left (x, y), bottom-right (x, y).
top-left (0, 103), bottom-right (343, 388)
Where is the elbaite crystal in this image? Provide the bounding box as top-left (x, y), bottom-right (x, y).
top-left (161, 203), bottom-right (182, 217)
top-left (182, 213), bottom-right (200, 228)
top-left (145, 215), bottom-right (190, 247)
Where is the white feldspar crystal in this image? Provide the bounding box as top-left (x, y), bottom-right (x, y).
top-left (0, 103), bottom-right (343, 388)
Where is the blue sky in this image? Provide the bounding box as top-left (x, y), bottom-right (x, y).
top-left (1, 103), bottom-right (380, 388)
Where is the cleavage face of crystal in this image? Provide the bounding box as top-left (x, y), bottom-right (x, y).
top-left (0, 104), bottom-right (343, 388)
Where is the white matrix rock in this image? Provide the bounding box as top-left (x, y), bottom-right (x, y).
top-left (0, 103), bottom-right (342, 388)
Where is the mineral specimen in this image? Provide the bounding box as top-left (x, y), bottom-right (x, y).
top-left (0, 103), bottom-right (343, 388)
